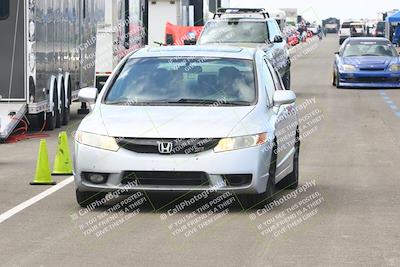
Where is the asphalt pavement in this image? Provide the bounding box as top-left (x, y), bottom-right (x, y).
top-left (1, 35), bottom-right (400, 266)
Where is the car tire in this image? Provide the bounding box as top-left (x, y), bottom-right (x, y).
top-left (57, 85), bottom-right (65, 128)
top-left (278, 131), bottom-right (300, 190)
top-left (62, 102), bottom-right (70, 126)
top-left (240, 143), bottom-right (277, 209)
top-left (45, 89), bottom-right (58, 131)
top-left (283, 68), bottom-right (291, 90)
top-left (335, 68), bottom-right (342, 88)
top-left (62, 82), bottom-right (71, 125)
top-left (76, 189), bottom-right (107, 208)
top-left (332, 70), bottom-right (336, 86)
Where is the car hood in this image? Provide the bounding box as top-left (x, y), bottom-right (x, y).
top-left (98, 104), bottom-right (257, 138)
top-left (342, 56), bottom-right (396, 68)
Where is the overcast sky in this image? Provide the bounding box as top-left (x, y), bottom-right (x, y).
top-left (229, 0), bottom-right (399, 22)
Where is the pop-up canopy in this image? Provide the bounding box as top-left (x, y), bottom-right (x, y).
top-left (387, 11), bottom-right (400, 23)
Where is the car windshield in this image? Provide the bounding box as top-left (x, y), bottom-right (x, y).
top-left (341, 23), bottom-right (351, 29)
top-left (343, 41), bottom-right (397, 57)
top-left (342, 23), bottom-right (363, 29)
top-left (198, 21), bottom-right (268, 44)
top-left (105, 57), bottom-right (256, 106)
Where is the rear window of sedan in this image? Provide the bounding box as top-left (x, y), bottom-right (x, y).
top-left (105, 57), bottom-right (257, 106)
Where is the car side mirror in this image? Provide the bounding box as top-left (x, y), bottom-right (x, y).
top-left (273, 90), bottom-right (296, 107)
top-left (273, 35), bottom-right (283, 43)
top-left (78, 87), bottom-right (98, 104)
top-left (334, 51), bottom-right (340, 55)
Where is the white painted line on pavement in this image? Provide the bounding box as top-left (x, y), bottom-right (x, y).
top-left (0, 176), bottom-right (74, 224)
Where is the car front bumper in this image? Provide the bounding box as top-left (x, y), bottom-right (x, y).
top-left (338, 71), bottom-right (400, 88)
top-left (74, 141), bottom-right (273, 195)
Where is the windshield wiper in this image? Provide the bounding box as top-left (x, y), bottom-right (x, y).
top-left (106, 99), bottom-right (251, 106)
top-left (106, 100), bottom-right (130, 105)
top-left (169, 99), bottom-right (222, 105)
top-left (224, 101), bottom-right (251, 106)
top-left (170, 99), bottom-right (251, 106)
top-left (106, 99), bottom-right (173, 105)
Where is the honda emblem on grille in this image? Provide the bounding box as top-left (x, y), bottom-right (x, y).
top-left (157, 141), bottom-right (173, 154)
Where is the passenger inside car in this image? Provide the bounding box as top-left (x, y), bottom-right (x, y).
top-left (106, 57), bottom-right (256, 104)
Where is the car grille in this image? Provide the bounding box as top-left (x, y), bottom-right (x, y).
top-left (345, 77), bottom-right (400, 83)
top-left (359, 68), bottom-right (385, 71)
top-left (121, 171), bottom-right (209, 186)
top-left (116, 138), bottom-right (220, 155)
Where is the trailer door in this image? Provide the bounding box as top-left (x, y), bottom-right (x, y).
top-left (0, 0), bottom-right (25, 101)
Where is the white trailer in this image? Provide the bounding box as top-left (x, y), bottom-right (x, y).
top-left (0, 0), bottom-right (145, 142)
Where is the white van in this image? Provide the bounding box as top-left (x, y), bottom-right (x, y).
top-left (339, 21), bottom-right (366, 44)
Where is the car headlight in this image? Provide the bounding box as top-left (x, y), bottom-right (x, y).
top-left (342, 64), bottom-right (356, 72)
top-left (389, 64), bottom-right (400, 72)
top-left (75, 131), bottom-right (119, 151)
top-left (214, 133), bottom-right (268, 153)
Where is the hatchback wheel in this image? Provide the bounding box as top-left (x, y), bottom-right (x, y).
top-left (335, 68), bottom-right (342, 88)
top-left (332, 71), bottom-right (336, 86)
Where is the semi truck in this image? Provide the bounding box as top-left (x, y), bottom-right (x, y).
top-left (322, 17), bottom-right (340, 33)
top-left (0, 0), bottom-right (147, 142)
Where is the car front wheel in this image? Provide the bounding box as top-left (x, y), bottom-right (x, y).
top-left (283, 68), bottom-right (291, 90)
top-left (240, 143), bottom-right (277, 209)
top-left (332, 70), bottom-right (336, 86)
top-left (335, 68), bottom-right (342, 88)
top-left (278, 132), bottom-right (300, 190)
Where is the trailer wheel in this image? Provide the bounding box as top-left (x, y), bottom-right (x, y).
top-left (46, 83), bottom-right (58, 131)
top-left (27, 113), bottom-right (45, 131)
top-left (55, 83), bottom-right (63, 128)
top-left (62, 79), bottom-right (71, 125)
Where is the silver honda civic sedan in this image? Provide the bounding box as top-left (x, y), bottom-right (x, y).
top-left (74, 46), bottom-right (300, 208)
